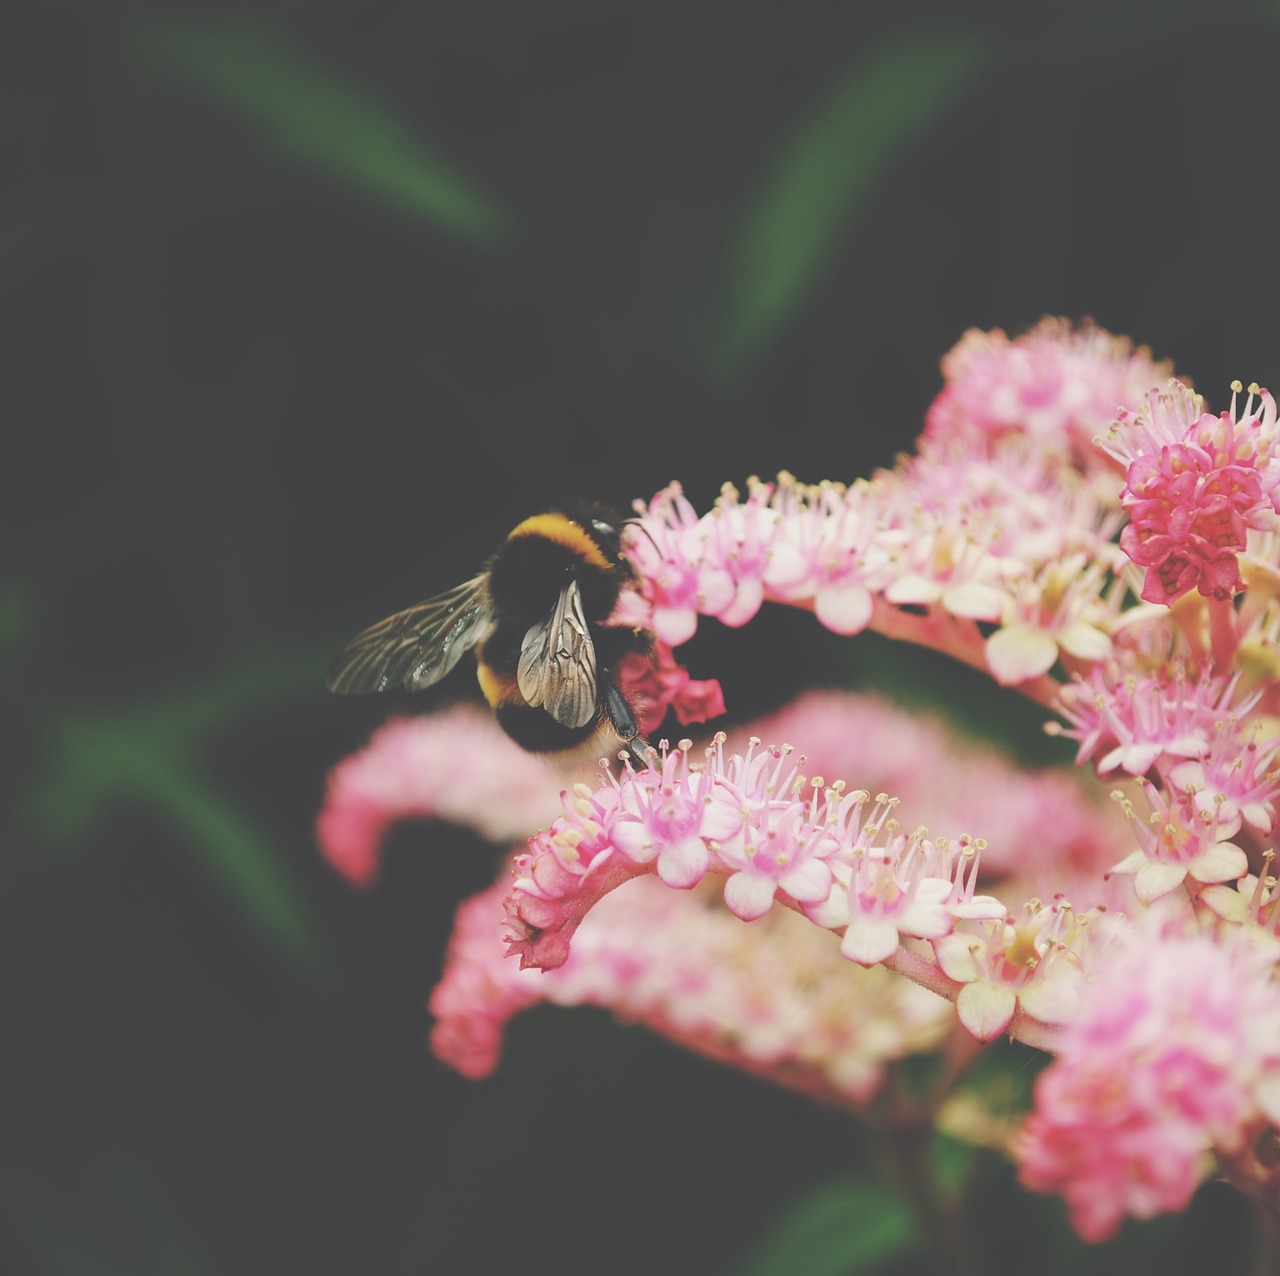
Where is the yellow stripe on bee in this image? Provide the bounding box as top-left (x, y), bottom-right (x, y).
top-left (476, 663), bottom-right (520, 709)
top-left (507, 513), bottom-right (612, 572)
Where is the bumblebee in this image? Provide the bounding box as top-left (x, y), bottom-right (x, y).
top-left (326, 506), bottom-right (654, 766)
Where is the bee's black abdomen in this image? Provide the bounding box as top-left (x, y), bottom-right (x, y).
top-left (493, 702), bottom-right (599, 753)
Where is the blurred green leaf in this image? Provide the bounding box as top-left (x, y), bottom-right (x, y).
top-left (718, 29), bottom-right (988, 375)
top-left (734, 1174), bottom-right (919, 1276)
top-left (134, 20), bottom-right (511, 242)
top-left (22, 644), bottom-right (340, 987)
top-left (31, 714), bottom-right (332, 984)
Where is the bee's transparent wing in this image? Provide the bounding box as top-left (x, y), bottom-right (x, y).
top-left (326, 574), bottom-right (493, 694)
top-left (517, 579), bottom-right (597, 728)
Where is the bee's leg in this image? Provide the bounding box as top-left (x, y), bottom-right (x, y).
top-left (603, 681), bottom-right (654, 771)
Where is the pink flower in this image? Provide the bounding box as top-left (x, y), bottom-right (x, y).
top-left (764, 477), bottom-right (896, 634)
top-left (1016, 1050), bottom-right (1207, 1242)
top-left (429, 880), bottom-right (541, 1078)
top-left (1054, 666), bottom-right (1245, 779)
top-left (627, 482), bottom-right (734, 645)
top-left (611, 739), bottom-right (742, 888)
top-left (1104, 380), bottom-right (1280, 604)
top-left (613, 642), bottom-right (725, 734)
top-left (837, 845), bottom-right (956, 965)
top-left (500, 736), bottom-right (993, 978)
top-left (314, 706), bottom-right (563, 885)
top-left (923, 317), bottom-right (1174, 466)
top-left (1165, 715), bottom-right (1280, 839)
top-left (1015, 912), bottom-right (1280, 1241)
top-left (714, 775), bottom-right (840, 921)
top-left (984, 555), bottom-right (1114, 685)
top-left (1108, 781), bottom-right (1247, 905)
top-left (699, 479), bottom-right (809, 627)
top-left (933, 901), bottom-right (1088, 1041)
top-left (432, 874), bottom-right (952, 1106)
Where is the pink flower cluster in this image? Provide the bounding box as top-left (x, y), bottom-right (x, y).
top-left (501, 735), bottom-right (1014, 985)
top-left (430, 873), bottom-right (953, 1105)
top-left (1016, 909), bottom-right (1280, 1242)
top-left (922, 317), bottom-right (1174, 465)
top-left (1100, 380), bottom-right (1280, 604)
top-left (319, 316), bottom-right (1280, 1244)
top-left (624, 333), bottom-right (1152, 695)
top-left (342, 693), bottom-right (1131, 1105)
top-left (316, 704), bottom-right (567, 886)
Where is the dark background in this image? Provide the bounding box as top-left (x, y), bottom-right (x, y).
top-left (8, 2), bottom-right (1280, 1272)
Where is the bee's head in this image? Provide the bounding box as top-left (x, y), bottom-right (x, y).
top-left (562, 501), bottom-right (626, 562)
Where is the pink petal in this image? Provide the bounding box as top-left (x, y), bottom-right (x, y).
top-left (778, 858), bottom-right (834, 904)
top-left (700, 797), bottom-right (746, 842)
top-left (986, 624), bottom-right (1059, 685)
top-left (652, 606), bottom-right (698, 647)
top-left (957, 981), bottom-right (1017, 1041)
top-left (1057, 622), bottom-right (1111, 662)
top-left (723, 872), bottom-right (777, 920)
top-left (898, 879), bottom-right (954, 939)
top-left (814, 584), bottom-right (874, 635)
top-left (1018, 971), bottom-right (1081, 1026)
top-left (840, 918), bottom-right (900, 966)
top-left (656, 837), bottom-right (710, 888)
top-left (611, 821), bottom-right (658, 864)
top-left (884, 573), bottom-right (942, 606)
top-left (1133, 860), bottom-right (1189, 904)
top-left (942, 581), bottom-right (1006, 621)
top-left (933, 933), bottom-right (980, 982)
top-left (1188, 841), bottom-right (1248, 885)
top-left (951, 894), bottom-right (1007, 922)
top-left (763, 543), bottom-right (809, 590)
top-left (716, 578), bottom-right (765, 628)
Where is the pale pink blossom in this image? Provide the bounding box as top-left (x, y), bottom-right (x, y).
top-left (626, 481), bottom-right (734, 645)
top-left (985, 555), bottom-right (1115, 686)
top-left (1165, 714), bottom-right (1280, 838)
top-left (431, 874), bottom-right (952, 1106)
top-left (713, 776), bottom-right (840, 921)
top-left (880, 518), bottom-right (1011, 622)
top-left (923, 317), bottom-right (1174, 465)
top-left (314, 706), bottom-right (564, 886)
top-left (810, 824), bottom-right (1003, 967)
top-left (500, 738), bottom-right (989, 980)
top-left (611, 738), bottom-right (742, 887)
top-left (699, 479), bottom-right (810, 626)
top-left (1107, 781), bottom-right (1248, 905)
top-left (1054, 666), bottom-right (1246, 778)
top-left (763, 476), bottom-right (897, 634)
top-left (741, 692), bottom-right (1132, 898)
top-left (1200, 857), bottom-right (1280, 954)
top-left (933, 901), bottom-right (1089, 1041)
top-left (1015, 912), bottom-right (1280, 1241)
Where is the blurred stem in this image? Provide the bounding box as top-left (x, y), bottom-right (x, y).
top-left (1254, 1198), bottom-right (1280, 1276)
top-left (868, 1102), bottom-right (979, 1276)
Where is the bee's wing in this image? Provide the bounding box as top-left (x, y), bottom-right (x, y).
top-left (326, 574), bottom-right (494, 694)
top-left (517, 578), bottom-right (598, 728)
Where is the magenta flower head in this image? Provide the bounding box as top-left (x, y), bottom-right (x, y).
top-left (1102, 380), bottom-right (1280, 605)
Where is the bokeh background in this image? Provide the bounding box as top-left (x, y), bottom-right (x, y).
top-left (10, 2), bottom-right (1280, 1272)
